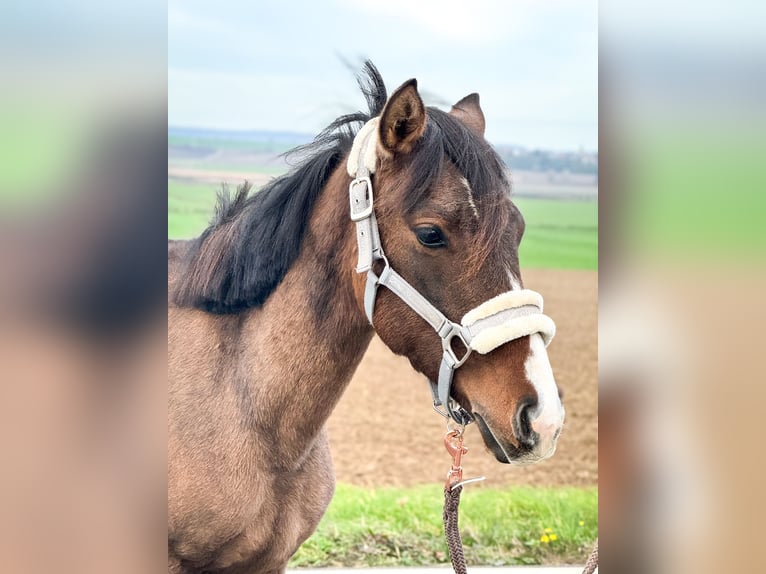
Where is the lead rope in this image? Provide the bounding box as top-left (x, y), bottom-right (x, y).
top-left (442, 429), bottom-right (598, 574)
top-left (582, 540), bottom-right (599, 574)
top-left (443, 484), bottom-right (467, 574)
top-left (443, 429), bottom-right (470, 574)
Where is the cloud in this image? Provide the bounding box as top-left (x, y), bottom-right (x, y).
top-left (337, 0), bottom-right (590, 46)
top-left (168, 0), bottom-right (599, 149)
top-left (336, 0), bottom-right (515, 44)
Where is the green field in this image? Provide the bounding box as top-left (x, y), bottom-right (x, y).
top-left (514, 197), bottom-right (597, 270)
top-left (289, 484), bottom-right (597, 567)
top-left (168, 181), bottom-right (222, 238)
top-left (168, 180), bottom-right (597, 271)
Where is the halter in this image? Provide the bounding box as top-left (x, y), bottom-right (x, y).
top-left (347, 118), bottom-right (556, 424)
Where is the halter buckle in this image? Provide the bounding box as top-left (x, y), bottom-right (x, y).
top-left (349, 177), bottom-right (373, 222)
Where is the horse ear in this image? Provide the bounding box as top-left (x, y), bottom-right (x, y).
top-left (378, 79), bottom-right (427, 155)
top-left (450, 93), bottom-right (485, 137)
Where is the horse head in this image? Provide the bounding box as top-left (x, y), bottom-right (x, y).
top-left (349, 79), bottom-right (565, 464)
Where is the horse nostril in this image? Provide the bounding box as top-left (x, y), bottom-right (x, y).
top-left (514, 398), bottom-right (538, 448)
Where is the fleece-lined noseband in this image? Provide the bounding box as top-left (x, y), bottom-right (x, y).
top-left (347, 118), bottom-right (556, 425)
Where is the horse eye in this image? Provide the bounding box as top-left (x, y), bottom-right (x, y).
top-left (415, 226), bottom-right (447, 248)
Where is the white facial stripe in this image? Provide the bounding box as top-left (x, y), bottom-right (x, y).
top-left (459, 176), bottom-right (479, 220)
top-left (524, 333), bottom-right (565, 459)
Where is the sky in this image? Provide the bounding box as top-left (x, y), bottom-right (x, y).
top-left (168, 0), bottom-right (598, 151)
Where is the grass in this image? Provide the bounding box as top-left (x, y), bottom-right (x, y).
top-left (168, 134), bottom-right (301, 154)
top-left (514, 197), bottom-right (598, 270)
top-left (289, 484), bottom-right (598, 568)
top-left (168, 180), bottom-right (221, 238)
top-left (168, 179), bottom-right (598, 271)
top-left (169, 160), bottom-right (287, 175)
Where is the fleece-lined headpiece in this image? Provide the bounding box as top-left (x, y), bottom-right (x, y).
top-left (462, 289), bottom-right (556, 353)
top-left (347, 117), bottom-right (379, 177)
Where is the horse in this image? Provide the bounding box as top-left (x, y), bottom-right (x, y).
top-left (168, 62), bottom-right (565, 574)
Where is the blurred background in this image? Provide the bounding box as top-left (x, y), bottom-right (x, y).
top-left (0, 2), bottom-right (167, 574)
top-left (600, 1), bottom-right (766, 573)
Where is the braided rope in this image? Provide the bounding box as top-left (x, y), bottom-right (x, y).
top-left (443, 483), bottom-right (597, 574)
top-left (442, 485), bottom-right (467, 574)
top-left (582, 539), bottom-right (598, 574)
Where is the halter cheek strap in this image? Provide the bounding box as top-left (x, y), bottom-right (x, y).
top-left (347, 118), bottom-right (556, 424)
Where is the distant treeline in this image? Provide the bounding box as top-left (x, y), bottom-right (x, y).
top-left (168, 127), bottom-right (598, 176)
top-left (496, 146), bottom-right (598, 176)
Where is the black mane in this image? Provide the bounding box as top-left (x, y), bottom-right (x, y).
top-left (173, 61), bottom-right (509, 314)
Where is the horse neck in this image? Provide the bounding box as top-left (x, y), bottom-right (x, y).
top-left (236, 163), bottom-right (374, 466)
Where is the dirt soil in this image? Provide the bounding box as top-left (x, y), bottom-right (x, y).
top-left (326, 268), bottom-right (597, 488)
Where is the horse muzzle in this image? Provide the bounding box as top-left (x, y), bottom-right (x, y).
top-left (475, 403), bottom-right (564, 465)
top-left (518, 397), bottom-right (565, 463)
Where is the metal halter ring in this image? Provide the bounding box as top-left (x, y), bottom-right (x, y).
top-left (439, 322), bottom-right (472, 368)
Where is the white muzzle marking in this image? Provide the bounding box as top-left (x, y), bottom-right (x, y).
top-left (525, 333), bottom-right (565, 458)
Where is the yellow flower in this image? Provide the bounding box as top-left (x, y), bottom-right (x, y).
top-left (549, 534), bottom-right (558, 541)
top-left (544, 527), bottom-right (554, 533)
top-left (579, 520), bottom-right (585, 527)
top-left (540, 534), bottom-right (550, 543)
